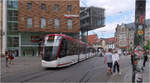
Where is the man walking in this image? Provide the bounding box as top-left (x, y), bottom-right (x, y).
top-left (104, 48), bottom-right (113, 73)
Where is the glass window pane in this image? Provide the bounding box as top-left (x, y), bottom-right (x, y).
top-left (27, 18), bottom-right (32, 28)
top-left (41, 18), bottom-right (46, 28)
top-left (67, 5), bottom-right (72, 12)
top-left (27, 3), bottom-right (32, 10)
top-left (54, 18), bottom-right (59, 28)
top-left (8, 37), bottom-right (19, 47)
top-left (41, 4), bottom-right (46, 10)
top-left (68, 19), bottom-right (72, 29)
top-left (54, 4), bottom-right (59, 11)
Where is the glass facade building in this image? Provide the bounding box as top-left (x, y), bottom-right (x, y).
top-left (7, 0), bottom-right (19, 56)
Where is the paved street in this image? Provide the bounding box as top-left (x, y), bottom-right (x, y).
top-left (0, 55), bottom-right (149, 82)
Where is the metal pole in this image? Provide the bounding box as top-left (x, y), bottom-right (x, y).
top-left (2, 0), bottom-right (7, 55)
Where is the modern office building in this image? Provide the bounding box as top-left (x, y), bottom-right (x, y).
top-left (80, 7), bottom-right (105, 42)
top-left (2, 0), bottom-right (80, 56)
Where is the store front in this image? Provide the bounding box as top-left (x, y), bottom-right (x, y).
top-left (21, 47), bottom-right (38, 56)
top-left (20, 32), bottom-right (47, 56)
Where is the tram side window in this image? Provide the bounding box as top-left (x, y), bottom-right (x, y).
top-left (59, 39), bottom-right (67, 58)
top-left (72, 42), bottom-right (79, 55)
top-left (67, 40), bottom-right (73, 55)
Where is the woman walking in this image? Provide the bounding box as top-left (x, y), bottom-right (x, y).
top-left (112, 50), bottom-right (121, 75)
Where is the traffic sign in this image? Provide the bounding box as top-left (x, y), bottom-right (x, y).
top-left (138, 30), bottom-right (143, 35)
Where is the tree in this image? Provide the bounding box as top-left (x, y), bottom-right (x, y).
top-left (144, 40), bottom-right (150, 50)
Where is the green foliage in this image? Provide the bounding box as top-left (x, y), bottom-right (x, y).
top-left (144, 40), bottom-right (150, 50)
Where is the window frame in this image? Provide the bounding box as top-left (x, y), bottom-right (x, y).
top-left (41, 18), bottom-right (46, 28)
top-left (54, 4), bottom-right (59, 12)
top-left (27, 3), bottom-right (32, 10)
top-left (27, 17), bottom-right (32, 28)
top-left (41, 3), bottom-right (46, 10)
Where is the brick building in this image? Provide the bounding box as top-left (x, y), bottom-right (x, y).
top-left (18, 0), bottom-right (80, 56)
top-left (2, 0), bottom-right (80, 56)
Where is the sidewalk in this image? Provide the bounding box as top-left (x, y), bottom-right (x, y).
top-left (143, 60), bottom-right (150, 82)
top-left (107, 57), bottom-right (150, 82)
top-left (107, 55), bottom-right (132, 82)
top-left (0, 56), bottom-right (41, 78)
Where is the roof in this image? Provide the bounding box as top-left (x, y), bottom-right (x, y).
top-left (99, 37), bottom-right (115, 44)
top-left (88, 34), bottom-right (98, 45)
top-left (116, 19), bottom-right (150, 29)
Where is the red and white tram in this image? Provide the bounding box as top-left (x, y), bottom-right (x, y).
top-left (41, 34), bottom-right (96, 68)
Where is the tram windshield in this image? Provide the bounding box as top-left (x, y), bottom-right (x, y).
top-left (43, 36), bottom-right (62, 61)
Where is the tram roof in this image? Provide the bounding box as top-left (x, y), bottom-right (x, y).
top-left (45, 34), bottom-right (89, 46)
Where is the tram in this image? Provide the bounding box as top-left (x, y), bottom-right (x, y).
top-left (41, 34), bottom-right (96, 68)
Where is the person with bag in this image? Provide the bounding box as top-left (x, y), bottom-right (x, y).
top-left (8, 52), bottom-right (14, 64)
top-left (112, 50), bottom-right (121, 75)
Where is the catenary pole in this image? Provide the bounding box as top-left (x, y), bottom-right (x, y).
top-left (132, 0), bottom-right (146, 82)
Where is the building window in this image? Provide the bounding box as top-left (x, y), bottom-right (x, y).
top-left (8, 37), bottom-right (19, 47)
top-left (27, 18), bottom-right (32, 28)
top-left (67, 5), bottom-right (72, 12)
top-left (41, 18), bottom-right (46, 28)
top-left (27, 3), bottom-right (32, 10)
top-left (49, 19), bottom-right (52, 24)
top-left (54, 18), bottom-right (59, 28)
top-left (41, 3), bottom-right (46, 10)
top-left (67, 19), bottom-right (72, 29)
top-left (54, 4), bottom-right (59, 11)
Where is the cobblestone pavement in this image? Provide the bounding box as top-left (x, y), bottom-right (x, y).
top-left (0, 55), bottom-right (149, 82)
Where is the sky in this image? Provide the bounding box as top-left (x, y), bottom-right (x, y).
top-left (80, 0), bottom-right (150, 38)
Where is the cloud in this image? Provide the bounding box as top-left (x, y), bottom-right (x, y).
top-left (146, 0), bottom-right (150, 19)
top-left (85, 0), bottom-right (150, 38)
top-left (81, 0), bottom-right (135, 16)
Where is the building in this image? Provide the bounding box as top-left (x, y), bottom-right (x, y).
top-left (106, 37), bottom-right (115, 50)
top-left (115, 24), bottom-right (133, 50)
top-left (115, 19), bottom-right (150, 50)
top-left (88, 34), bottom-right (98, 45)
top-left (80, 7), bottom-right (105, 42)
top-left (2, 0), bottom-right (80, 56)
top-left (0, 0), bottom-right (2, 55)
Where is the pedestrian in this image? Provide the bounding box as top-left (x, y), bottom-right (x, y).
top-left (104, 48), bottom-right (113, 73)
top-left (112, 50), bottom-right (121, 75)
top-left (143, 50), bottom-right (148, 68)
top-left (8, 52), bottom-right (14, 64)
top-left (5, 51), bottom-right (9, 67)
top-left (130, 52), bottom-right (134, 65)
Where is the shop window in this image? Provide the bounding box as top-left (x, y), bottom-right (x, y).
top-left (8, 37), bottom-right (19, 47)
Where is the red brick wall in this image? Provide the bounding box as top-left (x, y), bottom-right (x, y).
top-left (18, 0), bottom-right (80, 33)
